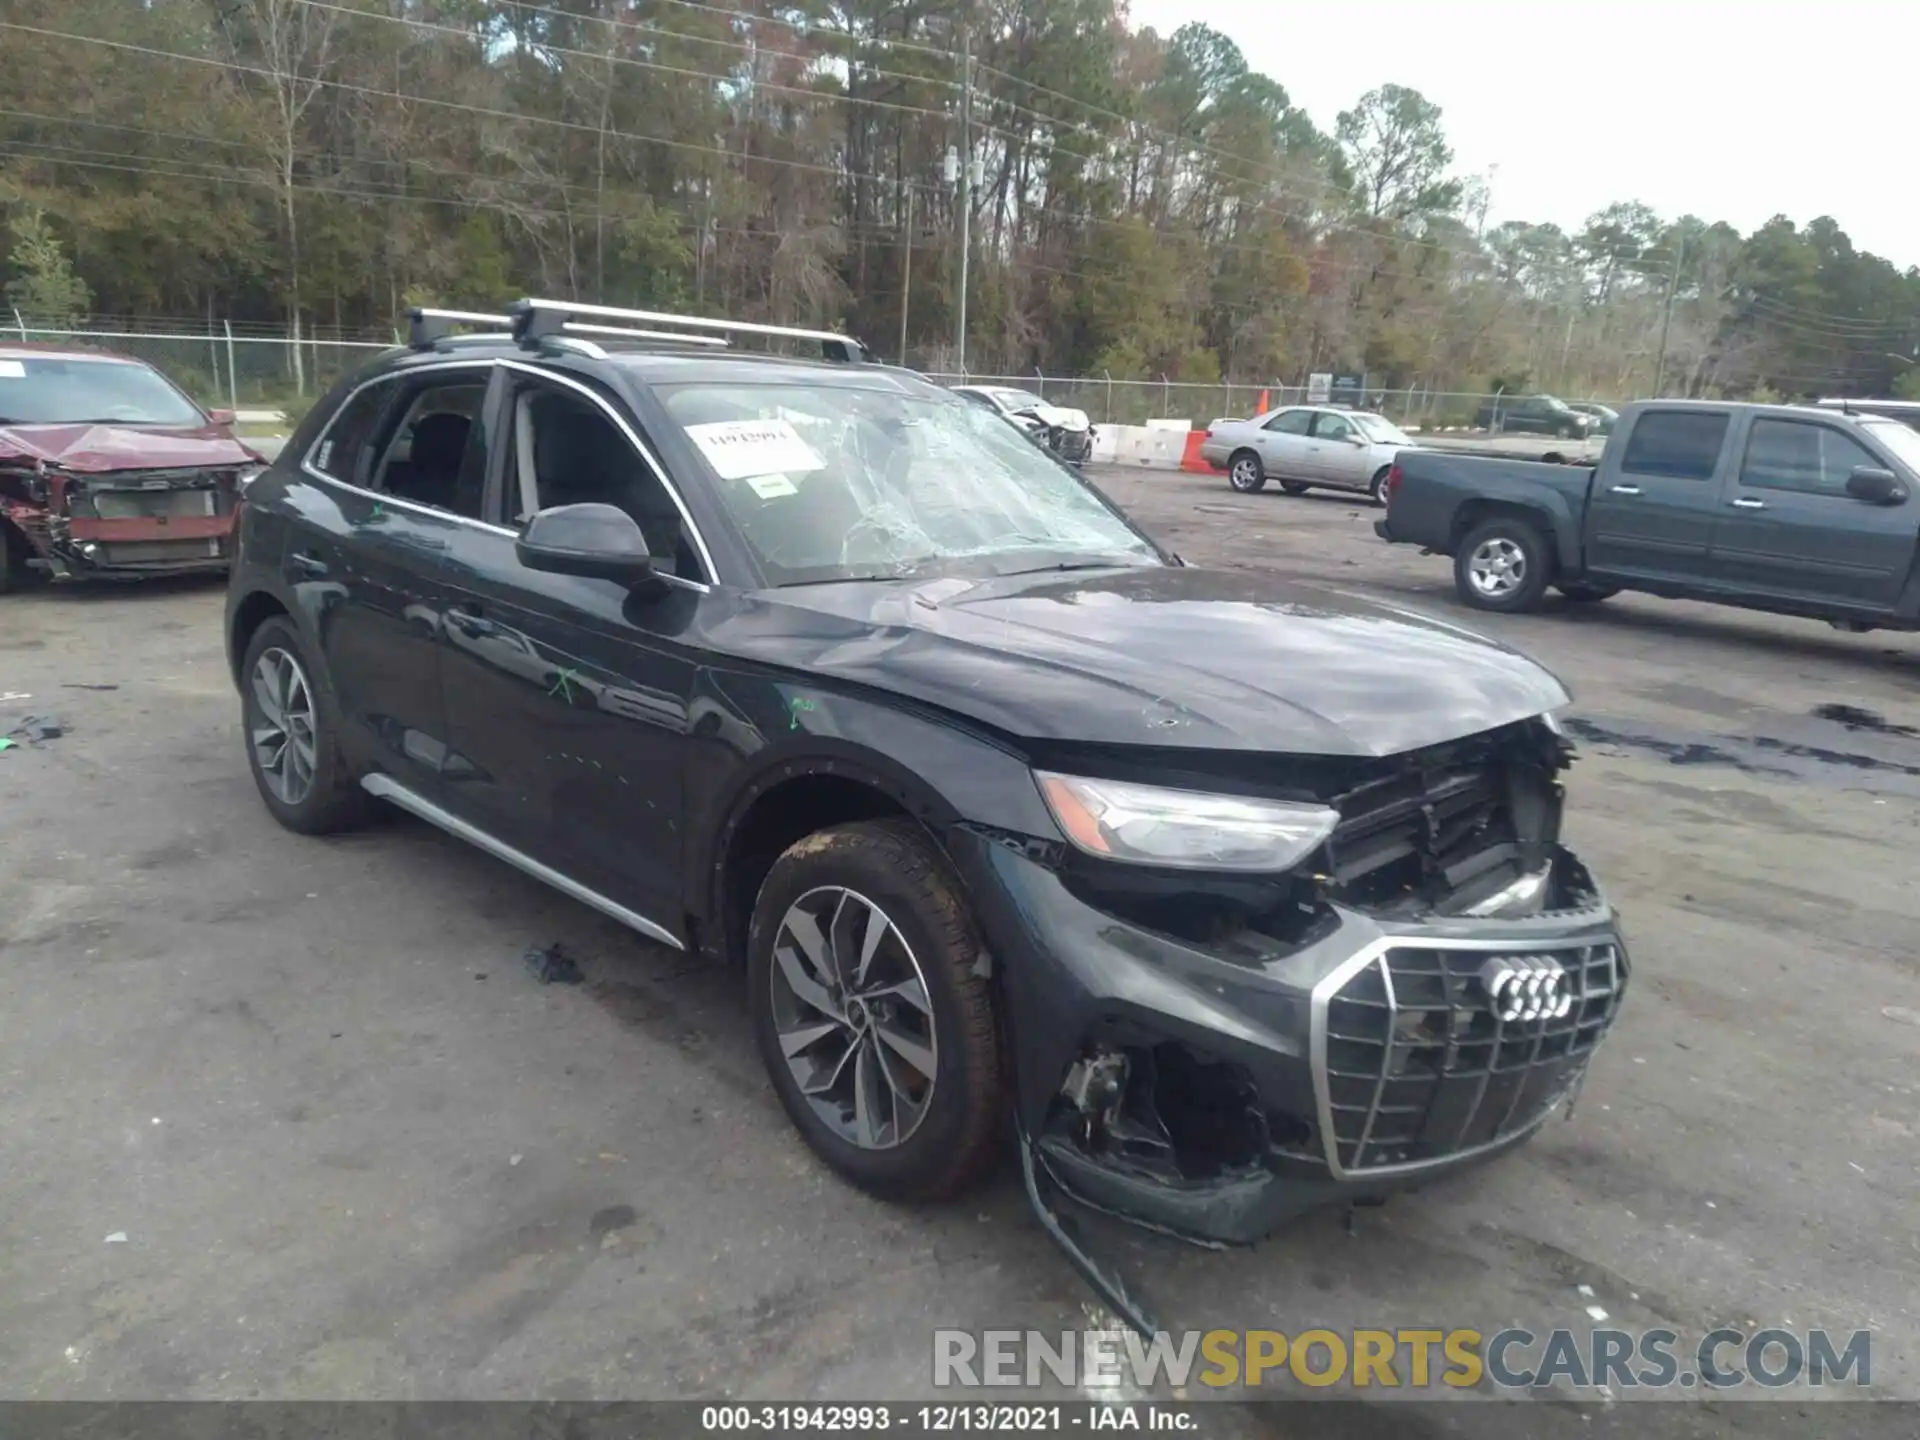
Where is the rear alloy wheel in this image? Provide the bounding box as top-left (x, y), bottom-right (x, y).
top-left (240, 616), bottom-right (376, 835)
top-left (1280, 479), bottom-right (1312, 495)
top-left (749, 819), bottom-right (1002, 1202)
top-left (1454, 517), bottom-right (1553, 613)
top-left (1228, 450), bottom-right (1266, 493)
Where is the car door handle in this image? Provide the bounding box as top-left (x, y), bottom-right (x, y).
top-left (289, 550), bottom-right (329, 578)
top-left (1609, 485), bottom-right (1642, 496)
top-left (1730, 497), bottom-right (1766, 510)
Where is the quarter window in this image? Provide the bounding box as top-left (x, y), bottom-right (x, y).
top-left (307, 382), bottom-right (391, 484)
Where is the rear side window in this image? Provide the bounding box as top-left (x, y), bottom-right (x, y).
top-left (309, 382), bottom-right (392, 483)
top-left (1265, 409), bottom-right (1313, 435)
top-left (1620, 411), bottom-right (1729, 481)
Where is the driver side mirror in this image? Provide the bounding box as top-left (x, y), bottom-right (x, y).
top-left (516, 502), bottom-right (666, 593)
top-left (206, 407), bottom-right (237, 427)
top-left (1846, 466), bottom-right (1908, 506)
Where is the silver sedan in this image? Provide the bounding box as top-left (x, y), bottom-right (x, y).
top-left (1199, 406), bottom-right (1413, 502)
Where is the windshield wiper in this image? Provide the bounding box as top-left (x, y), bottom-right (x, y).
top-left (995, 558), bottom-right (1146, 577)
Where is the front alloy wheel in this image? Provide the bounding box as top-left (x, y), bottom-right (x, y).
top-left (749, 818), bottom-right (1003, 1201)
top-left (769, 885), bottom-right (939, 1150)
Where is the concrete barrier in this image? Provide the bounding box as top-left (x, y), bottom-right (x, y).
top-left (1092, 422), bottom-right (1194, 469)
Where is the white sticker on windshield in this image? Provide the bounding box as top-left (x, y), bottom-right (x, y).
top-left (0, 360), bottom-right (25, 379)
top-left (685, 419), bottom-right (826, 481)
top-left (746, 473), bottom-right (799, 499)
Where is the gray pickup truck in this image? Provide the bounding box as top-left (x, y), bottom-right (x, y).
top-left (1376, 400), bottom-right (1920, 630)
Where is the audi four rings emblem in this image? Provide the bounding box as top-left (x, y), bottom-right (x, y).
top-left (1478, 954), bottom-right (1573, 1022)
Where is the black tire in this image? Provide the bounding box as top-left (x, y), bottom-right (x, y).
top-left (1453, 516), bottom-right (1554, 613)
top-left (239, 615), bottom-right (376, 835)
top-left (1227, 449), bottom-right (1266, 493)
top-left (1368, 466), bottom-right (1391, 504)
top-left (0, 520), bottom-right (42, 594)
top-left (1557, 582), bottom-right (1619, 603)
top-left (1279, 478), bottom-right (1312, 495)
top-left (748, 818), bottom-right (1004, 1203)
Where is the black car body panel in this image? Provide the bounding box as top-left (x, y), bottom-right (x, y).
top-left (1380, 400), bottom-right (1920, 628)
top-left (227, 324), bottom-right (1627, 1280)
top-left (726, 567), bottom-right (1569, 755)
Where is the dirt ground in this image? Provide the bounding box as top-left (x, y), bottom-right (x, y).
top-left (1, 465), bottom-right (1915, 1433)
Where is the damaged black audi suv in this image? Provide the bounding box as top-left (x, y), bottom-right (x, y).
top-left (225, 300), bottom-right (1627, 1322)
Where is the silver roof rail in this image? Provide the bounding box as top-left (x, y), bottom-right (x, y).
top-left (510, 298), bottom-right (873, 363)
top-left (408, 308), bottom-right (513, 347)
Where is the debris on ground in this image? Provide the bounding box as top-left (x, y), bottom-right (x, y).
top-left (8, 715), bottom-right (66, 744)
top-left (1813, 702), bottom-right (1919, 738)
top-left (62, 683), bottom-right (120, 692)
top-left (0, 739), bottom-right (13, 753)
top-left (103, 1232), bottom-right (127, 1245)
top-left (1, 691), bottom-right (30, 701)
top-left (522, 942), bottom-right (582, 985)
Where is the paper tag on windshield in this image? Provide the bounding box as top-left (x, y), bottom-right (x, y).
top-left (746, 473), bottom-right (798, 499)
top-left (685, 419), bottom-right (825, 481)
top-left (0, 360), bottom-right (25, 379)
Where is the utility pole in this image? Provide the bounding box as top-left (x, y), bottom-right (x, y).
top-left (1653, 235), bottom-right (1685, 397)
top-left (899, 183), bottom-right (914, 366)
top-left (954, 17), bottom-right (972, 371)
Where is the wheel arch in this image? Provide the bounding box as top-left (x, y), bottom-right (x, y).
top-left (229, 588), bottom-right (293, 686)
top-left (1447, 497), bottom-right (1576, 570)
top-left (693, 725), bottom-right (1043, 967)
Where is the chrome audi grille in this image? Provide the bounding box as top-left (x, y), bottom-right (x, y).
top-left (1314, 941), bottom-right (1624, 1175)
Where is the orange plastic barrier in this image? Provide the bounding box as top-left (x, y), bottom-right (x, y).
top-left (1181, 430), bottom-right (1217, 474)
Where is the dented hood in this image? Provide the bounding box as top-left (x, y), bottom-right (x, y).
top-left (0, 422), bottom-right (258, 473)
top-left (732, 564), bottom-right (1569, 757)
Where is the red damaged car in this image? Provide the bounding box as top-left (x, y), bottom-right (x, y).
top-left (0, 344), bottom-right (267, 592)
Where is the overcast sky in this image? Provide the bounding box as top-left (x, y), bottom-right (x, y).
top-left (1124, 0), bottom-right (1918, 270)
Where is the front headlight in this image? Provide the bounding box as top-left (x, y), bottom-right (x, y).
top-left (236, 463), bottom-right (268, 493)
top-left (1035, 771), bottom-right (1340, 872)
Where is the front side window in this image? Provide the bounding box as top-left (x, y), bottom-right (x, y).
top-left (1739, 420), bottom-right (1878, 496)
top-left (1314, 414), bottom-right (1355, 442)
top-left (507, 380), bottom-right (702, 579)
top-left (0, 354), bottom-right (204, 427)
top-left (656, 380), bottom-right (1160, 586)
top-left (1620, 411), bottom-right (1729, 481)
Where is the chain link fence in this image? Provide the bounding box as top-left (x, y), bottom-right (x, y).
top-left (10, 313), bottom-right (1601, 435)
top-left (921, 372), bottom-right (1587, 432)
top-left (6, 312), bottom-right (396, 416)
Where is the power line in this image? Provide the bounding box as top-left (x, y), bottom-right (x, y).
top-left (0, 20), bottom-right (890, 187)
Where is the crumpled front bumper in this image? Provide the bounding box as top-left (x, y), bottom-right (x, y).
top-left (947, 828), bottom-right (1627, 1248)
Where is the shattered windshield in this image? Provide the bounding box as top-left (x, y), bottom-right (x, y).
top-left (0, 355), bottom-right (205, 427)
top-left (657, 380), bottom-right (1161, 586)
